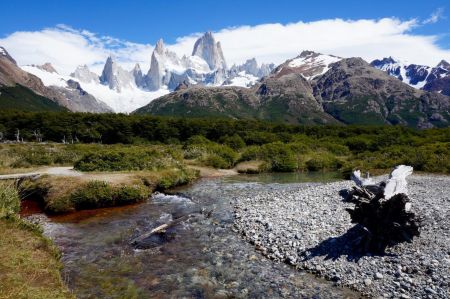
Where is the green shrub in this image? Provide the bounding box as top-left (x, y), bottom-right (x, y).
top-left (239, 146), bottom-right (263, 161)
top-left (184, 141), bottom-right (238, 169)
top-left (114, 185), bottom-right (150, 206)
top-left (204, 154), bottom-right (229, 169)
top-left (0, 182), bottom-right (20, 219)
top-left (186, 135), bottom-right (213, 145)
top-left (261, 142), bottom-right (297, 172)
top-left (306, 152), bottom-right (343, 171)
top-left (220, 134), bottom-right (245, 150)
top-left (345, 136), bottom-right (372, 152)
top-left (70, 181), bottom-right (115, 210)
top-left (156, 169), bottom-right (199, 190)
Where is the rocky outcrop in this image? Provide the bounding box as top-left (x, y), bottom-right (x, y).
top-left (227, 58), bottom-right (276, 85)
top-left (35, 63), bottom-right (58, 74)
top-left (145, 39), bottom-right (184, 90)
top-left (51, 80), bottom-right (113, 113)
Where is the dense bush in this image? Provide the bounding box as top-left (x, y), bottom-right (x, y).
top-left (74, 146), bottom-right (183, 172)
top-left (261, 142), bottom-right (298, 172)
top-left (184, 140), bottom-right (238, 169)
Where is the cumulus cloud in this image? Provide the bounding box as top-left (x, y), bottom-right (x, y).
top-left (1, 18), bottom-right (450, 76)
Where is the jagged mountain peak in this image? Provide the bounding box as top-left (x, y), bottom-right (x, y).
top-left (155, 38), bottom-right (165, 54)
top-left (133, 63), bottom-right (142, 71)
top-left (100, 55), bottom-right (135, 92)
top-left (192, 32), bottom-right (227, 70)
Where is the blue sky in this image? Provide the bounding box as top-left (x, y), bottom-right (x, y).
top-left (1, 0), bottom-right (450, 74)
top-left (1, 0), bottom-right (449, 46)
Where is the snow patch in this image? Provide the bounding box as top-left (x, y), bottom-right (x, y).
top-left (285, 53), bottom-right (342, 79)
top-left (223, 71), bottom-right (259, 87)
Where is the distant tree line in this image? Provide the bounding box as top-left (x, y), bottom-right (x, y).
top-left (1, 110), bottom-right (447, 147)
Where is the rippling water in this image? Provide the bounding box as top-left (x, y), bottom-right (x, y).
top-left (36, 173), bottom-right (358, 298)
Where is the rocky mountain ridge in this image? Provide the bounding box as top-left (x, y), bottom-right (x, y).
top-left (136, 53), bottom-right (450, 128)
top-left (371, 57), bottom-right (450, 96)
top-left (66, 31), bottom-right (274, 112)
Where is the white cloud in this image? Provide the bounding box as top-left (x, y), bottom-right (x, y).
top-left (0, 25), bottom-right (153, 75)
top-left (1, 18), bottom-right (450, 76)
top-left (423, 8), bottom-right (445, 24)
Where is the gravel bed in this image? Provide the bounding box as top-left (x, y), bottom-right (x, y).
top-left (233, 174), bottom-right (450, 298)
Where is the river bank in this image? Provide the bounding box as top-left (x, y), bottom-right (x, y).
top-left (233, 174), bottom-right (450, 298)
top-left (0, 181), bottom-right (74, 299)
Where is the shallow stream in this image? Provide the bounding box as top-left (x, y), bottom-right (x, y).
top-left (31, 172), bottom-right (359, 298)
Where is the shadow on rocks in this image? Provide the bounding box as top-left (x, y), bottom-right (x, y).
top-left (300, 225), bottom-right (393, 262)
top-left (338, 189), bottom-right (350, 201)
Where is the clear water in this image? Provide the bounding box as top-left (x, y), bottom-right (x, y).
top-left (37, 173), bottom-right (359, 298)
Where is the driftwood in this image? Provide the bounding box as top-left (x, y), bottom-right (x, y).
top-left (130, 208), bottom-right (214, 248)
top-left (345, 165), bottom-right (421, 253)
top-left (130, 214), bottom-right (191, 246)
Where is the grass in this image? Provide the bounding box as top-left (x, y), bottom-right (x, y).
top-left (0, 182), bottom-right (73, 299)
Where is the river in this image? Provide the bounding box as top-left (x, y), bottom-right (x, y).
top-left (31, 172), bottom-right (359, 298)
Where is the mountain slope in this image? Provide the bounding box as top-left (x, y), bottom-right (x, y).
top-left (136, 53), bottom-right (450, 128)
top-left (135, 53), bottom-right (339, 125)
top-left (0, 84), bottom-right (67, 111)
top-left (22, 65), bottom-right (113, 113)
top-left (314, 58), bottom-right (450, 127)
top-left (0, 46), bottom-right (72, 111)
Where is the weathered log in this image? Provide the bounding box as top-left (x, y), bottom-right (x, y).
top-left (345, 165), bottom-right (421, 253)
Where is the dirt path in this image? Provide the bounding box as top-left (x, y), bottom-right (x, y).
top-left (0, 165), bottom-right (239, 182)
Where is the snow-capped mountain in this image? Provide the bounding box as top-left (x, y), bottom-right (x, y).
top-left (15, 32), bottom-right (275, 113)
top-left (21, 64), bottom-right (112, 112)
top-left (371, 57), bottom-right (450, 93)
top-left (273, 50), bottom-right (342, 80)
